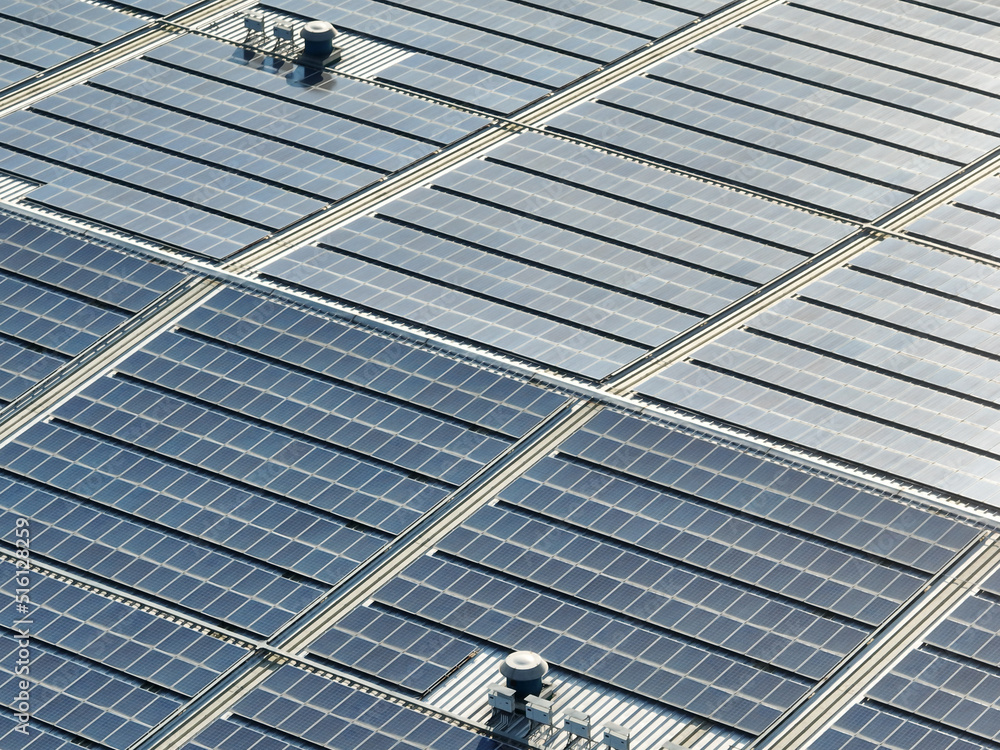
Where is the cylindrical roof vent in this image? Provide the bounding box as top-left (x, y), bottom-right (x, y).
top-left (300, 21), bottom-right (336, 59)
top-left (499, 651), bottom-right (548, 698)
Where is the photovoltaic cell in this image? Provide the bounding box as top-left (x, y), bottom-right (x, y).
top-left (1, 0), bottom-right (145, 45)
top-left (638, 236), bottom-right (1000, 507)
top-left (34, 87), bottom-right (381, 202)
top-left (0, 215), bottom-right (186, 403)
top-left (0, 216), bottom-right (187, 311)
top-left (264, 132), bottom-right (852, 378)
top-left (309, 604), bottom-right (477, 695)
top-left (5, 415), bottom-right (392, 578)
top-left (145, 35), bottom-right (487, 145)
top-left (189, 663), bottom-right (520, 750)
top-left (823, 703), bottom-right (986, 750)
top-left (0, 714), bottom-right (94, 750)
top-left (374, 552), bottom-right (806, 734)
top-left (0, 633), bottom-right (181, 749)
top-left (0, 22), bottom-right (88, 78)
top-left (355, 408), bottom-right (974, 734)
top-left (90, 60), bottom-right (443, 172)
top-left (441, 503), bottom-right (868, 679)
top-left (561, 410), bottom-right (977, 572)
top-left (1, 110), bottom-right (324, 228)
top-left (497, 457), bottom-right (926, 625)
top-left (700, 23), bottom-right (1000, 138)
top-left (0, 561), bottom-right (247, 696)
top-left (0, 473), bottom-right (324, 636)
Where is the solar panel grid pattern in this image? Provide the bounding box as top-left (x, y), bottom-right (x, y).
top-left (0, 215), bottom-right (186, 403)
top-left (0, 561), bottom-right (247, 696)
top-left (0, 23), bottom-right (87, 85)
top-left (0, 713), bottom-right (102, 750)
top-left (1, 0), bottom-right (146, 45)
top-left (91, 61), bottom-right (442, 172)
top-left (263, 132), bottom-right (854, 379)
top-left (821, 587), bottom-right (1000, 750)
top-left (0, 632), bottom-right (181, 749)
top-left (260, 0), bottom-right (706, 112)
top-left (180, 663), bottom-right (519, 750)
top-left (547, 0), bottom-right (1000, 219)
top-left (308, 604), bottom-right (477, 695)
top-left (639, 237), bottom-right (1000, 505)
top-left (0, 471), bottom-right (325, 636)
top-left (2, 33), bottom-right (488, 258)
top-left (323, 409), bottom-right (976, 736)
top-left (0, 288), bottom-right (566, 635)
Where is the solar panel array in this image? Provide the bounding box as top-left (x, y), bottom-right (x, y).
top-left (0, 0), bottom-right (146, 87)
top-left (819, 572), bottom-right (1000, 749)
top-left (639, 236), bottom-right (1000, 507)
top-left (263, 131), bottom-right (853, 379)
top-left (316, 408), bottom-right (978, 737)
top-left (2, 33), bottom-right (487, 258)
top-left (0, 214), bottom-right (186, 403)
top-left (547, 0), bottom-right (1000, 219)
top-left (0, 561), bottom-right (240, 750)
top-left (908, 173), bottom-right (1000, 260)
top-left (261, 0), bottom-right (722, 113)
top-left (5, 1), bottom-right (1000, 749)
top-left (0, 286), bottom-right (566, 635)
top-left (309, 604), bottom-right (478, 695)
top-left (0, 561), bottom-right (247, 696)
top-left (181, 663), bottom-right (518, 750)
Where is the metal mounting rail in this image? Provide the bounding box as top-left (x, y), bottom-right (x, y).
top-left (752, 533), bottom-right (1000, 750)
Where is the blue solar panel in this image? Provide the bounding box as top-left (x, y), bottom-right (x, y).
top-left (0, 472), bottom-right (324, 636)
top-left (0, 633), bottom-right (180, 750)
top-left (374, 552), bottom-right (805, 734)
top-left (824, 702), bottom-right (986, 750)
top-left (1, 111), bottom-right (323, 229)
top-left (185, 663), bottom-right (519, 750)
top-left (0, 21), bottom-right (90, 70)
top-left (309, 604), bottom-right (477, 694)
top-left (91, 60), bottom-right (441, 172)
top-left (638, 235), bottom-right (1000, 508)
top-left (35, 87), bottom-right (381, 202)
top-left (0, 560), bottom-right (247, 696)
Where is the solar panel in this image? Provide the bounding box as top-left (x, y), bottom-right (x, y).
top-left (638, 235), bottom-right (1000, 508)
top-left (441, 502), bottom-right (868, 679)
top-left (0, 472), bottom-right (324, 636)
top-left (191, 663), bottom-right (520, 750)
top-left (262, 130), bottom-right (854, 377)
top-left (498, 456), bottom-right (925, 625)
top-left (373, 552), bottom-right (805, 734)
top-left (0, 633), bottom-right (181, 749)
top-left (0, 561), bottom-right (246, 695)
top-left (35, 87), bottom-right (381, 202)
top-left (699, 24), bottom-right (1000, 142)
top-left (91, 60), bottom-right (441, 172)
top-left (309, 604), bottom-right (477, 694)
top-left (824, 702), bottom-right (985, 750)
top-left (561, 410), bottom-right (977, 572)
top-left (1, 111), bottom-right (324, 229)
top-left (1, 0), bottom-right (145, 44)
top-left (0, 215), bottom-right (187, 311)
top-left (144, 35), bottom-right (487, 145)
top-left (0, 21), bottom-right (88, 79)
